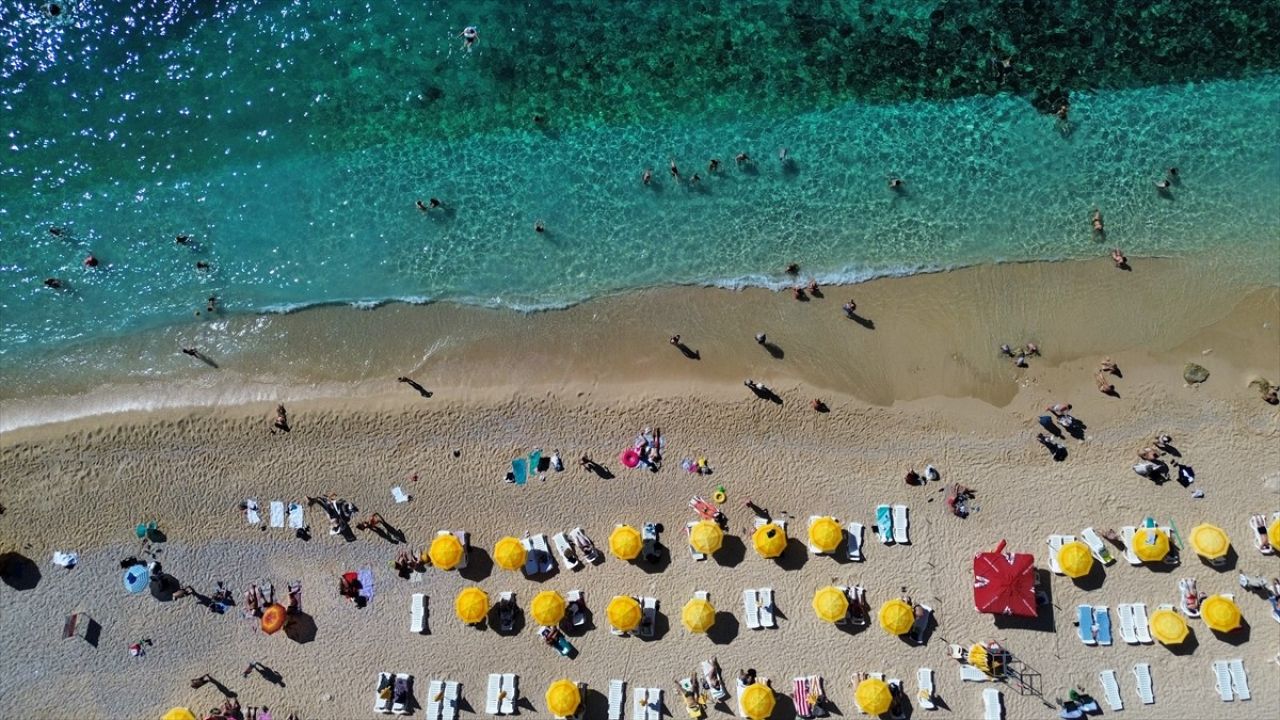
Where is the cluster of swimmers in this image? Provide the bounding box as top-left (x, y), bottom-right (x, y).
top-left (999, 341), bottom-right (1039, 368)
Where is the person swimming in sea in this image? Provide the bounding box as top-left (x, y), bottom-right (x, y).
top-left (669, 159), bottom-right (680, 180)
top-left (1091, 208), bottom-right (1104, 239)
top-left (460, 26), bottom-right (478, 51)
top-left (708, 158), bottom-right (720, 174)
top-left (642, 168), bottom-right (653, 185)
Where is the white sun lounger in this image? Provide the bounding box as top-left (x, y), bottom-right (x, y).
top-left (392, 673), bottom-right (413, 715)
top-left (244, 499), bottom-right (261, 525)
top-left (1077, 605), bottom-right (1096, 645)
top-left (1134, 663), bottom-right (1154, 705)
top-left (875, 504), bottom-right (893, 544)
top-left (758, 588), bottom-right (776, 628)
top-left (411, 593), bottom-right (426, 634)
top-left (640, 597), bottom-right (657, 638)
top-left (1227, 659), bottom-right (1249, 701)
top-left (1213, 660), bottom-right (1233, 701)
top-left (1080, 527), bottom-right (1115, 564)
top-left (607, 679), bottom-right (625, 720)
top-left (287, 502), bottom-right (305, 529)
top-left (892, 505), bottom-right (910, 544)
top-left (486, 674), bottom-right (502, 715)
top-left (1046, 534), bottom-right (1074, 574)
top-left (701, 661), bottom-right (729, 702)
top-left (426, 680), bottom-right (443, 720)
top-left (532, 534), bottom-right (555, 573)
top-left (960, 665), bottom-right (988, 682)
top-left (521, 536), bottom-right (539, 576)
top-left (687, 521), bottom-right (706, 561)
top-left (917, 668), bottom-right (935, 710)
top-left (1120, 526), bottom-right (1141, 565)
top-left (376, 671), bottom-right (391, 707)
top-left (1132, 603), bottom-right (1152, 643)
top-left (743, 589), bottom-right (762, 630)
top-left (1117, 603), bottom-right (1139, 644)
top-left (634, 688), bottom-right (662, 720)
top-left (552, 532), bottom-right (580, 570)
top-left (1099, 670), bottom-right (1123, 711)
top-left (982, 688), bottom-right (1002, 720)
top-left (269, 501), bottom-right (285, 528)
top-left (566, 589), bottom-right (586, 626)
top-left (452, 530), bottom-right (471, 570)
top-left (500, 674), bottom-right (517, 715)
top-left (847, 522), bottom-right (864, 561)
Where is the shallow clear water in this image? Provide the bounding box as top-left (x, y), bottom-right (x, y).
top-left (2, 1), bottom-right (1279, 365)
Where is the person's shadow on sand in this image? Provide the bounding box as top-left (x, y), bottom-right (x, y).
top-left (745, 383), bottom-right (783, 405)
top-left (673, 341), bottom-right (700, 360)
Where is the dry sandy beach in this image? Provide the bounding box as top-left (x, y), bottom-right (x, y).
top-left (1, 259), bottom-right (1278, 720)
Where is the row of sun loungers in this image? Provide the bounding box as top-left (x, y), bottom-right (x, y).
top-left (742, 588), bottom-right (776, 629)
top-left (1213, 659), bottom-right (1250, 701)
top-left (245, 499), bottom-right (305, 529)
top-left (485, 673), bottom-right (518, 715)
top-left (632, 687), bottom-right (663, 720)
top-left (1076, 604), bottom-right (1112, 646)
top-left (1116, 603), bottom-right (1152, 644)
top-left (424, 680), bottom-right (460, 720)
top-left (375, 672), bottom-right (414, 716)
top-left (873, 504), bottom-right (910, 545)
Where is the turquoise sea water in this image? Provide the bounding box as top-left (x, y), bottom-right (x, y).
top-left (2, 1), bottom-right (1279, 364)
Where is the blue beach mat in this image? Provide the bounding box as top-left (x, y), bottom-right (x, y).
top-left (512, 458), bottom-right (528, 486)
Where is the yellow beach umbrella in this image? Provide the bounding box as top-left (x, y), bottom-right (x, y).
top-left (1132, 528), bottom-right (1170, 563)
top-left (682, 597), bottom-right (716, 634)
top-left (429, 533), bottom-right (465, 570)
top-left (1057, 541), bottom-right (1094, 579)
top-left (455, 586), bottom-right (489, 624)
top-left (968, 644), bottom-right (992, 674)
top-left (531, 590), bottom-right (567, 626)
top-left (739, 682), bottom-right (776, 719)
top-left (689, 520), bottom-right (724, 555)
top-left (1269, 517), bottom-right (1280, 549)
top-left (812, 586), bottom-right (849, 624)
top-left (610, 525), bottom-right (642, 560)
top-left (493, 536), bottom-right (527, 571)
top-left (606, 595), bottom-right (642, 632)
top-left (854, 678), bottom-right (892, 716)
top-left (1188, 524), bottom-right (1230, 561)
top-left (162, 709), bottom-right (197, 720)
top-left (752, 522), bottom-right (788, 559)
top-left (808, 516), bottom-right (843, 554)
top-left (878, 598), bottom-right (914, 635)
top-left (1148, 608), bottom-right (1189, 645)
top-left (545, 679), bottom-right (581, 718)
top-left (1201, 595), bottom-right (1242, 633)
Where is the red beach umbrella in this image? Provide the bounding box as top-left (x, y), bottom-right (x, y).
top-left (973, 540), bottom-right (1037, 618)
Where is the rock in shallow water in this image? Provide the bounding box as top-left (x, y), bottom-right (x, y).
top-left (1183, 362), bottom-right (1210, 384)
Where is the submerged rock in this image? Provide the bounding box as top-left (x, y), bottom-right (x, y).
top-left (1183, 363), bottom-right (1210, 384)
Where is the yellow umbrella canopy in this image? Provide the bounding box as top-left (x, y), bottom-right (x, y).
top-left (429, 533), bottom-right (465, 570)
top-left (812, 586), bottom-right (849, 624)
top-left (545, 679), bottom-right (581, 718)
top-left (968, 644), bottom-right (992, 674)
top-left (682, 597), bottom-right (716, 634)
top-left (610, 525), bottom-right (643, 560)
top-left (493, 536), bottom-right (527, 571)
top-left (878, 598), bottom-right (914, 635)
top-left (531, 590), bottom-right (567, 626)
top-left (1269, 517), bottom-right (1280, 549)
top-left (854, 678), bottom-right (892, 716)
top-left (1057, 541), bottom-right (1095, 579)
top-left (689, 520), bottom-right (724, 555)
top-left (1148, 608), bottom-right (1189, 645)
top-left (455, 586), bottom-right (489, 624)
top-left (752, 522), bottom-right (788, 559)
top-left (161, 710), bottom-right (197, 720)
top-left (606, 595), bottom-right (642, 632)
top-left (1201, 594), bottom-right (1243, 633)
top-left (808, 516), bottom-right (843, 554)
top-left (1188, 524), bottom-right (1230, 560)
top-left (1132, 528), bottom-right (1170, 563)
top-left (739, 682), bottom-right (776, 720)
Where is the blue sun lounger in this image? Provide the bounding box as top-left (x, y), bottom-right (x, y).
top-left (512, 458), bottom-right (528, 486)
top-left (1093, 606), bottom-right (1112, 646)
top-left (1077, 605), bottom-right (1095, 645)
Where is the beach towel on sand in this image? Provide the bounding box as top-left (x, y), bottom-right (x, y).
top-left (357, 567), bottom-right (375, 603)
top-left (269, 501), bottom-right (285, 528)
top-left (287, 502), bottom-right (304, 529)
top-left (245, 500), bottom-right (261, 525)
